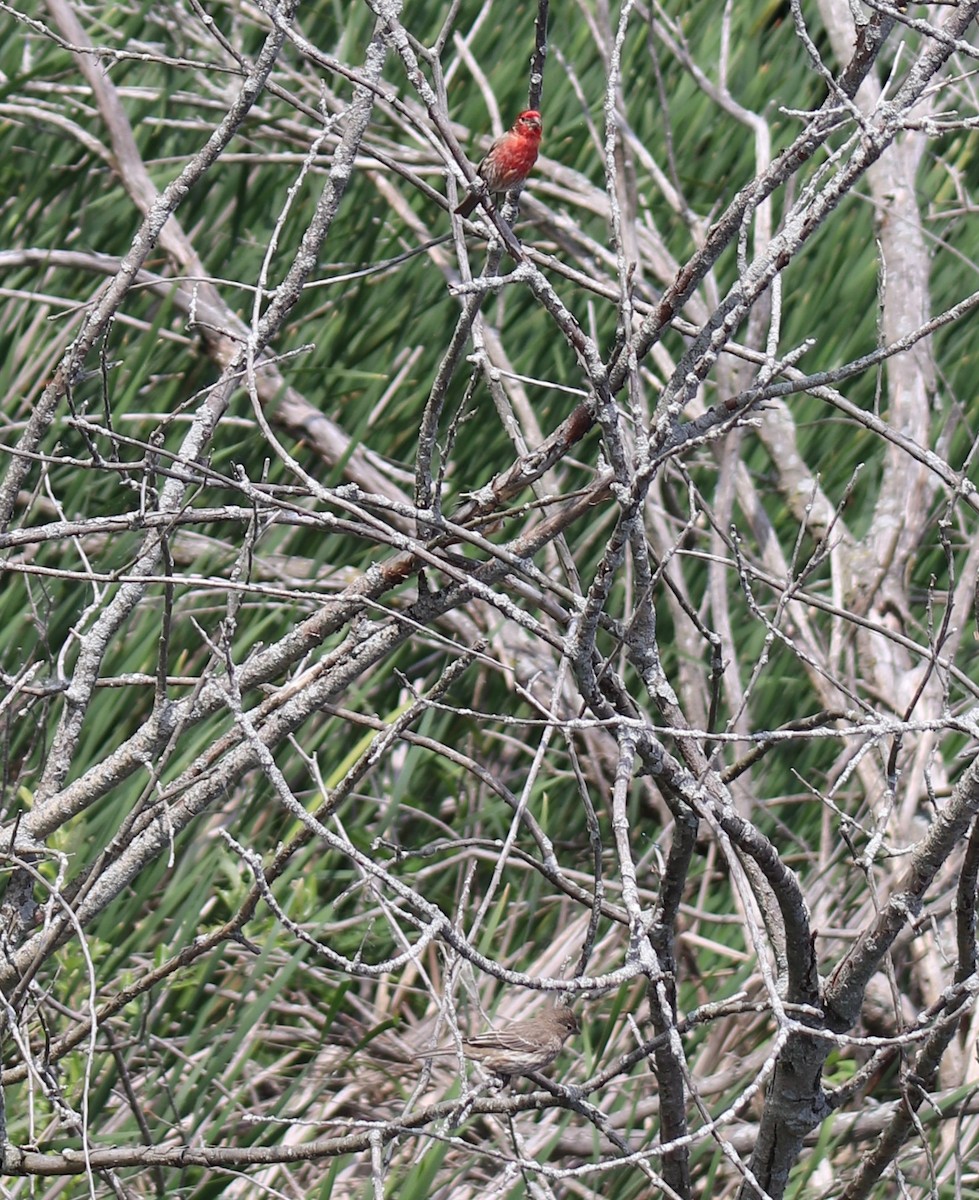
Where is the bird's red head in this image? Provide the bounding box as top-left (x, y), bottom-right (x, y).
top-left (514, 110), bottom-right (542, 138)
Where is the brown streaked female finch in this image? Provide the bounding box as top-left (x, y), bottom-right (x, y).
top-left (413, 1005), bottom-right (578, 1084)
top-left (455, 110), bottom-right (543, 218)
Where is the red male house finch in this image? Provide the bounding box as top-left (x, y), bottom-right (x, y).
top-left (413, 1005), bottom-right (578, 1084)
top-left (455, 110), bottom-right (543, 218)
